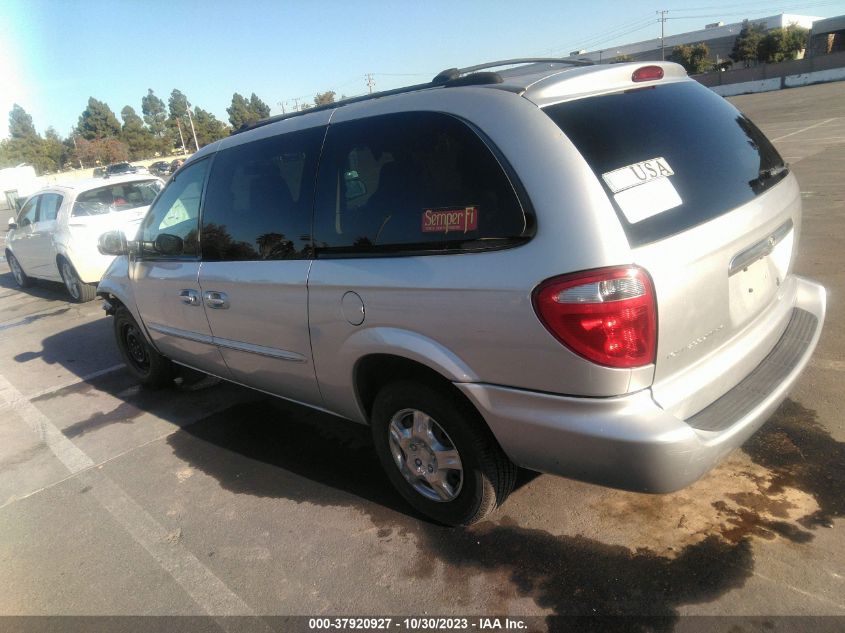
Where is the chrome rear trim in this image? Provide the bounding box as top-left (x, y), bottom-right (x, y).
top-left (728, 218), bottom-right (793, 276)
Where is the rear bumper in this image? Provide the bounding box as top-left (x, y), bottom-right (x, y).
top-left (457, 276), bottom-right (826, 493)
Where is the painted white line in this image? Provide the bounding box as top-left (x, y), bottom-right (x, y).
top-left (26, 364), bottom-right (125, 401)
top-left (0, 373), bottom-right (95, 473)
top-left (772, 118), bottom-right (837, 142)
top-left (0, 371), bottom-right (256, 617)
top-left (751, 569), bottom-right (845, 611)
top-left (0, 364), bottom-right (125, 412)
top-left (811, 358), bottom-right (845, 372)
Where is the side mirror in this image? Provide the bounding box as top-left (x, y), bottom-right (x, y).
top-left (154, 233), bottom-right (184, 256)
top-left (98, 230), bottom-right (127, 256)
top-left (7, 222), bottom-right (17, 231)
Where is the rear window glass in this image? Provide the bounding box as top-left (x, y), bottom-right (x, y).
top-left (543, 81), bottom-right (786, 246)
top-left (72, 180), bottom-right (162, 216)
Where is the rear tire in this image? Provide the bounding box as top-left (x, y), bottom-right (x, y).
top-left (6, 251), bottom-right (31, 288)
top-left (58, 258), bottom-right (96, 303)
top-left (371, 380), bottom-right (516, 526)
top-left (114, 306), bottom-right (174, 388)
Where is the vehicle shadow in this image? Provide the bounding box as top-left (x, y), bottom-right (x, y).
top-left (13, 313), bottom-right (123, 376)
top-left (166, 398), bottom-right (768, 630)
top-left (0, 269), bottom-right (71, 304)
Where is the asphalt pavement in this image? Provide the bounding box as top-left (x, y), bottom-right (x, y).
top-left (1, 81), bottom-right (844, 632)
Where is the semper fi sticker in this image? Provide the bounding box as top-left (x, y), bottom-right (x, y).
top-left (421, 206), bottom-right (479, 234)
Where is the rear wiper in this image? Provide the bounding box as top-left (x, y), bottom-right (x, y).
top-left (758, 164), bottom-right (788, 180)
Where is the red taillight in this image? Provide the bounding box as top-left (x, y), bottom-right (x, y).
top-left (532, 266), bottom-right (657, 369)
top-left (632, 65), bottom-right (664, 83)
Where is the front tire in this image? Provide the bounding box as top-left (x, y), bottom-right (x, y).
top-left (371, 381), bottom-right (516, 526)
top-left (6, 251), bottom-right (31, 288)
top-left (58, 258), bottom-right (96, 303)
top-left (114, 306), bottom-right (174, 388)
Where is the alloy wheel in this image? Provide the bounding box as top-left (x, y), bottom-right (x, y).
top-left (388, 408), bottom-right (464, 502)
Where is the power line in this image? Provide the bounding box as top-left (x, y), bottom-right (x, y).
top-left (539, 13), bottom-right (655, 55)
top-left (668, 0), bottom-right (843, 19)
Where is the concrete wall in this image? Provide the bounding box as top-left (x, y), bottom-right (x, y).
top-left (694, 50), bottom-right (845, 95)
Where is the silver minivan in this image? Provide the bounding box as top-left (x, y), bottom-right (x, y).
top-left (98, 59), bottom-right (826, 525)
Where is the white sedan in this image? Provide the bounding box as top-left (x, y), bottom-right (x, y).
top-left (5, 175), bottom-right (163, 302)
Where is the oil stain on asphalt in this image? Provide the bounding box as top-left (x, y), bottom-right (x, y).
top-left (161, 395), bottom-right (844, 629)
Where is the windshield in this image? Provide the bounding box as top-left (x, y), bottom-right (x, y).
top-left (71, 180), bottom-right (163, 216)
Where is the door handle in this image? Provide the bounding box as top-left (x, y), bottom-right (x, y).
top-left (179, 289), bottom-right (201, 306)
top-left (204, 290), bottom-right (230, 309)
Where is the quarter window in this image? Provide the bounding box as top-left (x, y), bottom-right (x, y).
top-left (201, 127), bottom-right (324, 261)
top-left (313, 112), bottom-right (528, 255)
top-left (140, 160), bottom-right (208, 257)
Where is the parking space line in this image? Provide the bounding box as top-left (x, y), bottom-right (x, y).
top-left (0, 364), bottom-right (124, 412)
top-left (26, 363), bottom-right (125, 401)
top-left (811, 358), bottom-right (845, 372)
top-left (0, 371), bottom-right (258, 619)
top-left (750, 570), bottom-right (845, 611)
top-left (772, 118), bottom-right (837, 142)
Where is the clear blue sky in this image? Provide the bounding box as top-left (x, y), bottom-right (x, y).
top-left (2, 0), bottom-right (844, 137)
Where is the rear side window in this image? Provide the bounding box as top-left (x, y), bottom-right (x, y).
top-left (39, 193), bottom-right (63, 221)
top-left (201, 127), bottom-right (324, 261)
top-left (543, 81), bottom-right (787, 246)
top-left (313, 112), bottom-right (529, 255)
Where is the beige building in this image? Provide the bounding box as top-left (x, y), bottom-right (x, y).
top-left (572, 14), bottom-right (820, 64)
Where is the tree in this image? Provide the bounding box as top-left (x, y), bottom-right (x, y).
top-left (670, 43), bottom-right (713, 74)
top-left (141, 89), bottom-right (171, 154)
top-left (74, 137), bottom-right (129, 167)
top-left (612, 54), bottom-right (634, 63)
top-left (120, 106), bottom-right (157, 160)
top-left (192, 107), bottom-right (229, 147)
top-left (227, 93), bottom-right (251, 130)
top-left (168, 89), bottom-right (197, 152)
top-left (168, 89), bottom-right (189, 121)
top-left (0, 105), bottom-right (62, 174)
top-left (249, 93), bottom-right (270, 119)
top-left (314, 91), bottom-right (336, 106)
top-left (759, 26), bottom-right (809, 63)
top-left (731, 23), bottom-right (766, 67)
top-left (43, 127), bottom-right (68, 170)
top-left (9, 104), bottom-right (37, 139)
top-left (77, 97), bottom-right (121, 140)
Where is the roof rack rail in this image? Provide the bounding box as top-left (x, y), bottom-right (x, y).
top-left (432, 57), bottom-right (593, 84)
top-left (232, 80), bottom-right (434, 135)
top-left (233, 57), bottom-right (593, 136)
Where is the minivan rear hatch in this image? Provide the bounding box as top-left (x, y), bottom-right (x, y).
top-left (540, 75), bottom-right (798, 418)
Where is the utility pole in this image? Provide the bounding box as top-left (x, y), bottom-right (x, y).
top-left (185, 102), bottom-right (199, 152)
top-left (657, 10), bottom-right (669, 60)
top-left (366, 73), bottom-right (375, 94)
top-left (175, 118), bottom-right (186, 155)
top-left (71, 134), bottom-right (83, 169)
top-left (291, 97), bottom-right (301, 112)
top-left (277, 101), bottom-right (286, 115)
